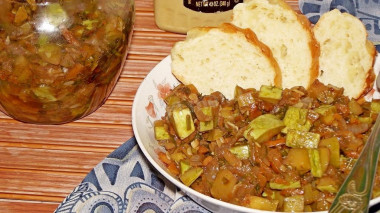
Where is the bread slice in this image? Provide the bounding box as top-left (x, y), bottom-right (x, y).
top-left (313, 9), bottom-right (376, 99)
top-left (171, 23), bottom-right (281, 100)
top-left (231, 0), bottom-right (319, 90)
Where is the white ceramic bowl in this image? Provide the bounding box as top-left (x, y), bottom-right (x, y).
top-left (132, 55), bottom-right (380, 213)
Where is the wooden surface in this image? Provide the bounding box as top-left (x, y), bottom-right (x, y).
top-left (0, 0), bottom-right (300, 212)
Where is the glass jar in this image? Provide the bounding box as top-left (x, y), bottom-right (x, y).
top-left (0, 0), bottom-right (135, 124)
top-left (154, 0), bottom-right (244, 34)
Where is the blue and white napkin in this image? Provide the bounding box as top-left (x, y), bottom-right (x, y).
top-left (55, 137), bottom-right (210, 213)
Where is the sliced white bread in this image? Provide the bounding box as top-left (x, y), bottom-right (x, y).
top-left (171, 23), bottom-right (282, 100)
top-left (313, 9), bottom-right (376, 99)
top-left (231, 0), bottom-right (319, 90)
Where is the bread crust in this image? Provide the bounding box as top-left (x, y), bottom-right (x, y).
top-left (359, 41), bottom-right (377, 99)
top-left (171, 23), bottom-right (282, 99)
top-left (313, 9), bottom-right (376, 99)
top-left (219, 23), bottom-right (282, 87)
top-left (232, 0), bottom-right (319, 90)
top-left (296, 13), bottom-right (320, 88)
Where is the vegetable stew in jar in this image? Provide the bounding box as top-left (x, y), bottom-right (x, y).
top-left (0, 0), bottom-right (134, 124)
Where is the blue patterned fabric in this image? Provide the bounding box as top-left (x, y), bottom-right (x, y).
top-left (55, 137), bottom-right (210, 213)
top-left (299, 0), bottom-right (380, 52)
top-left (55, 137), bottom-right (380, 213)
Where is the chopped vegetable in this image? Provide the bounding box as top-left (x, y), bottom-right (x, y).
top-left (349, 99), bottom-right (363, 115)
top-left (286, 129), bottom-right (320, 149)
top-left (319, 137), bottom-right (340, 168)
top-left (315, 105), bottom-right (337, 125)
top-left (210, 169), bottom-right (237, 201)
top-left (14, 6), bottom-right (28, 25)
top-left (244, 114), bottom-right (285, 143)
top-left (283, 106), bottom-right (312, 133)
top-left (316, 177), bottom-right (339, 193)
top-left (180, 167), bottom-right (203, 186)
top-left (155, 81), bottom-right (379, 212)
top-left (237, 91), bottom-right (255, 109)
top-left (258, 85), bottom-right (282, 103)
top-left (285, 148), bottom-right (311, 172)
top-left (269, 180), bottom-right (301, 190)
top-left (168, 103), bottom-right (195, 139)
top-left (245, 196), bottom-right (279, 211)
top-left (229, 144), bottom-right (250, 160)
top-left (154, 120), bottom-right (170, 140)
top-left (283, 195), bottom-right (304, 212)
top-left (308, 149), bottom-right (323, 177)
top-left (198, 106), bottom-right (214, 132)
top-left (180, 161), bottom-right (191, 174)
top-left (319, 147), bottom-right (330, 174)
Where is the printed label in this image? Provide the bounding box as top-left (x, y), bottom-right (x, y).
top-left (184, 0), bottom-right (243, 13)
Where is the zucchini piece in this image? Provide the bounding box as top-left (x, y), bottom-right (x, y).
top-left (229, 144), bottom-right (249, 160)
top-left (269, 181), bottom-right (301, 190)
top-left (286, 129), bottom-right (320, 149)
top-left (319, 137), bottom-right (340, 168)
top-left (283, 195), bottom-right (304, 212)
top-left (371, 100), bottom-right (380, 113)
top-left (315, 105), bottom-right (337, 125)
top-left (258, 85), bottom-right (282, 103)
top-left (244, 114), bottom-right (285, 143)
top-left (170, 152), bottom-right (186, 163)
top-left (168, 103), bottom-right (195, 139)
top-left (199, 120), bottom-right (214, 132)
top-left (199, 106), bottom-right (214, 132)
top-left (154, 120), bottom-right (170, 140)
top-left (304, 205), bottom-right (313, 212)
top-left (308, 149), bottom-right (323, 177)
top-left (207, 128), bottom-right (224, 141)
top-left (315, 105), bottom-right (337, 115)
top-left (245, 196), bottom-right (279, 211)
top-left (371, 100), bottom-right (380, 119)
top-left (237, 92), bottom-right (255, 108)
top-left (14, 6), bottom-right (28, 25)
top-left (261, 191), bottom-right (275, 199)
top-left (180, 161), bottom-right (191, 175)
top-left (303, 183), bottom-right (319, 204)
top-left (285, 148), bottom-right (311, 172)
top-left (32, 86), bottom-right (57, 102)
top-left (348, 99), bottom-right (363, 115)
top-left (316, 177), bottom-right (338, 193)
top-left (165, 95), bottom-right (181, 106)
top-left (282, 106), bottom-right (312, 133)
top-left (210, 170), bottom-right (237, 201)
top-left (358, 116), bottom-right (373, 124)
top-left (46, 3), bottom-right (68, 27)
top-left (38, 43), bottom-right (62, 65)
top-left (179, 167), bottom-right (203, 186)
top-left (319, 147), bottom-right (330, 174)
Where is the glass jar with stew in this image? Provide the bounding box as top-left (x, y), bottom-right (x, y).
top-left (0, 0), bottom-right (134, 124)
top-left (154, 0), bottom-right (245, 34)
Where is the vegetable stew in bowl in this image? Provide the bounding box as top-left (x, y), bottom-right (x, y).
top-left (153, 80), bottom-right (380, 212)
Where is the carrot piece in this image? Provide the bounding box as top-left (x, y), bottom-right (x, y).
top-left (65, 63), bottom-right (85, 80)
top-left (202, 156), bottom-right (213, 166)
top-left (198, 145), bottom-right (209, 154)
top-left (60, 27), bottom-right (80, 46)
top-left (264, 138), bottom-right (286, 147)
top-left (158, 152), bottom-right (172, 165)
top-left (345, 150), bottom-right (360, 159)
top-left (167, 162), bottom-right (180, 176)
